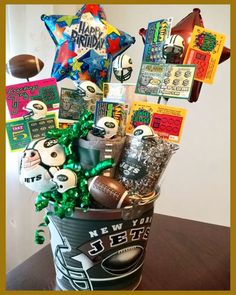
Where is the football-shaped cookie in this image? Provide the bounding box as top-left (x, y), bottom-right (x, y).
top-left (88, 176), bottom-right (132, 209)
top-left (101, 245), bottom-right (144, 275)
top-left (6, 54), bottom-right (44, 79)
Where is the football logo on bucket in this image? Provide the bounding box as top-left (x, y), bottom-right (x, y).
top-left (48, 214), bottom-right (152, 290)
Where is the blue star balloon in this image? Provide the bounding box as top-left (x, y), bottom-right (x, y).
top-left (41, 4), bottom-right (135, 89)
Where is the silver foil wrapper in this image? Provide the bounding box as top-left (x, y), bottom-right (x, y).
top-left (116, 135), bottom-right (179, 196)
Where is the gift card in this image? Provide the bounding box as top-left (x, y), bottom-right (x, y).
top-left (103, 83), bottom-right (147, 106)
top-left (6, 113), bottom-right (57, 152)
top-left (59, 88), bottom-right (101, 123)
top-left (183, 25), bottom-right (225, 84)
top-left (126, 101), bottom-right (187, 143)
top-left (6, 78), bottom-right (60, 119)
top-left (136, 62), bottom-right (196, 99)
top-left (143, 18), bottom-right (173, 63)
top-left (94, 101), bottom-right (129, 136)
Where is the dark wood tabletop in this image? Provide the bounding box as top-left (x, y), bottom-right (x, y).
top-left (6, 213), bottom-right (230, 290)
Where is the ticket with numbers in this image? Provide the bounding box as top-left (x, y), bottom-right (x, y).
top-left (6, 113), bottom-right (57, 152)
top-left (6, 78), bottom-right (60, 119)
top-left (143, 18), bottom-right (173, 63)
top-left (183, 25), bottom-right (225, 84)
top-left (136, 62), bottom-right (196, 99)
top-left (126, 101), bottom-right (187, 143)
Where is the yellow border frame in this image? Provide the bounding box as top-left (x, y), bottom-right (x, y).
top-left (1, 1), bottom-right (234, 294)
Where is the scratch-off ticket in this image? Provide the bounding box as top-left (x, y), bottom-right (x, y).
top-left (126, 101), bottom-right (187, 143)
top-left (183, 25), bottom-right (225, 84)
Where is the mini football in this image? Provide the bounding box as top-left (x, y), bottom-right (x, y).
top-left (88, 176), bottom-right (132, 209)
top-left (6, 54), bottom-right (44, 79)
top-left (101, 245), bottom-right (144, 275)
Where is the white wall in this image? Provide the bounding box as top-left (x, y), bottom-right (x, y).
top-left (6, 4), bottom-right (230, 272)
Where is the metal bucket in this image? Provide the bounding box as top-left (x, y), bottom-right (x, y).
top-left (47, 191), bottom-right (158, 290)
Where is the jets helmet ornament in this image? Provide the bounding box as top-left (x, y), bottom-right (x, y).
top-left (77, 80), bottom-right (103, 113)
top-left (95, 117), bottom-right (119, 139)
top-left (52, 169), bottom-right (77, 193)
top-left (23, 100), bottom-right (47, 120)
top-left (77, 81), bottom-right (103, 101)
top-left (163, 35), bottom-right (185, 63)
top-left (133, 125), bottom-right (156, 141)
top-left (19, 138), bottom-right (66, 193)
top-left (113, 54), bottom-right (133, 83)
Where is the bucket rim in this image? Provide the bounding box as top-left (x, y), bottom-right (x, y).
top-left (47, 188), bottom-right (160, 220)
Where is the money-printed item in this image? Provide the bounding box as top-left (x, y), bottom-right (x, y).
top-left (116, 135), bottom-right (178, 196)
top-left (77, 132), bottom-right (126, 178)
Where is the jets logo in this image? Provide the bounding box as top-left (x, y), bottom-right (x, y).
top-left (44, 138), bottom-right (58, 148)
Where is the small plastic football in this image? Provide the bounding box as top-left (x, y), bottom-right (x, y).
top-left (6, 54), bottom-right (44, 79)
top-left (88, 176), bottom-right (132, 209)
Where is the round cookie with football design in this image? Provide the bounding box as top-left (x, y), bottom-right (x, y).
top-left (88, 176), bottom-right (132, 209)
top-left (6, 54), bottom-right (44, 79)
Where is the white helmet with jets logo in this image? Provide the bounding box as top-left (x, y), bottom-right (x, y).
top-left (23, 100), bottom-right (47, 120)
top-left (163, 34), bottom-right (185, 59)
top-left (19, 138), bottom-right (66, 193)
top-left (78, 81), bottom-right (102, 101)
top-left (113, 54), bottom-right (133, 82)
top-left (133, 125), bottom-right (156, 141)
top-left (52, 169), bottom-right (77, 193)
top-left (95, 117), bottom-right (119, 139)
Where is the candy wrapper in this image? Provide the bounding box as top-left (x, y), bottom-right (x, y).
top-left (116, 135), bottom-right (179, 196)
top-left (77, 131), bottom-right (126, 178)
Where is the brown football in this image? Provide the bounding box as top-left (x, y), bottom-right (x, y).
top-left (6, 54), bottom-right (44, 79)
top-left (88, 176), bottom-right (132, 209)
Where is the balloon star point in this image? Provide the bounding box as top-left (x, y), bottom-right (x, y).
top-left (57, 15), bottom-right (78, 27)
top-left (72, 60), bottom-right (83, 71)
top-left (102, 19), bottom-right (121, 36)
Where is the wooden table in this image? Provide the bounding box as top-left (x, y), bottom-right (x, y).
top-left (6, 214), bottom-right (230, 290)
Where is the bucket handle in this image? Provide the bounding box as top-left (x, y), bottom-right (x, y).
top-left (121, 191), bottom-right (158, 220)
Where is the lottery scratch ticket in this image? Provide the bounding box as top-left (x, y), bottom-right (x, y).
top-left (160, 64), bottom-right (196, 99)
top-left (59, 88), bottom-right (102, 123)
top-left (94, 101), bottom-right (129, 136)
top-left (136, 63), bottom-right (166, 96)
top-left (6, 113), bottom-right (57, 152)
top-left (183, 25), bottom-right (225, 84)
top-left (6, 78), bottom-right (60, 119)
top-left (126, 101), bottom-right (187, 143)
top-left (143, 18), bottom-right (173, 63)
top-left (136, 62), bottom-right (196, 99)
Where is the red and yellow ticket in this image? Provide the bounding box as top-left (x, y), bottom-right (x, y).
top-left (126, 101), bottom-right (187, 143)
top-left (183, 25), bottom-right (225, 84)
